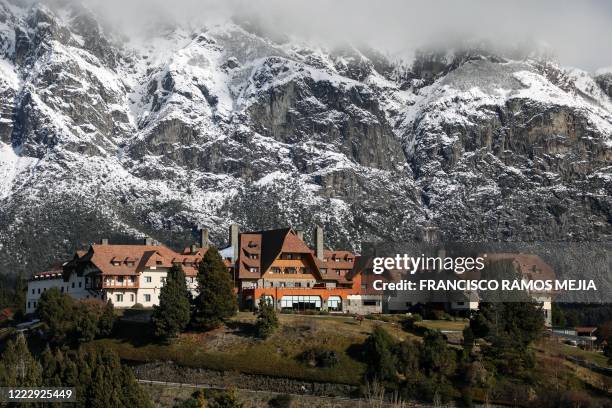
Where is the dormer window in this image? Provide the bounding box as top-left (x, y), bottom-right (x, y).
top-left (249, 267), bottom-right (259, 273)
top-left (248, 241), bottom-right (257, 248)
top-left (250, 254), bottom-right (258, 260)
top-left (321, 268), bottom-right (327, 274)
top-left (156, 260), bottom-right (163, 265)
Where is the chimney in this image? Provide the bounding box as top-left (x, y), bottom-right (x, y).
top-left (296, 230), bottom-right (304, 240)
top-left (314, 225), bottom-right (324, 260)
top-left (229, 223), bottom-right (239, 261)
top-left (144, 237), bottom-right (153, 246)
top-left (101, 238), bottom-right (109, 245)
top-left (200, 228), bottom-right (209, 248)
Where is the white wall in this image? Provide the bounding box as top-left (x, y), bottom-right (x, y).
top-left (26, 273), bottom-right (90, 314)
top-left (27, 267), bottom-right (200, 312)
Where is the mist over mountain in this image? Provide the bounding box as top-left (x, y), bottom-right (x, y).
top-left (0, 0), bottom-right (610, 275)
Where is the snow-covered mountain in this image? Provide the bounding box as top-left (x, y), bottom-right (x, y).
top-left (0, 0), bottom-right (610, 275)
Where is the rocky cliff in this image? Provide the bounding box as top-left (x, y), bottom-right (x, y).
top-left (0, 0), bottom-right (610, 274)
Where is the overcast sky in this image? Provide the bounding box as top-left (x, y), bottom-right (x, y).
top-left (85, 0), bottom-right (612, 71)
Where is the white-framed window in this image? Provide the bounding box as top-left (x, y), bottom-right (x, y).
top-left (145, 276), bottom-right (152, 283)
top-left (144, 294), bottom-right (151, 302)
top-left (116, 294), bottom-right (123, 302)
top-left (130, 294), bottom-right (135, 302)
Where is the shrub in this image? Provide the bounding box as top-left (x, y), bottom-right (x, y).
top-left (297, 348), bottom-right (340, 368)
top-left (362, 326), bottom-right (397, 381)
top-left (268, 394), bottom-right (293, 408)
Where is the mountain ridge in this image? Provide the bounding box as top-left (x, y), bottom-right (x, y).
top-left (0, 0), bottom-right (610, 275)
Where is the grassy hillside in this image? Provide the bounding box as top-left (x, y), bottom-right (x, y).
top-left (92, 312), bottom-right (414, 385)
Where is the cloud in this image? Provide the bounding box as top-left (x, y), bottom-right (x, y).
top-left (80, 0), bottom-right (612, 70)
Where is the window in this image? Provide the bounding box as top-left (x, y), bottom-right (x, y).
top-left (161, 277), bottom-right (166, 284)
top-left (279, 295), bottom-right (322, 310)
top-left (32, 289), bottom-right (35, 294)
top-left (145, 276), bottom-right (152, 283)
top-left (363, 300), bottom-right (378, 306)
top-left (250, 254), bottom-right (258, 259)
top-left (456, 301), bottom-right (465, 306)
top-left (60, 287), bottom-right (64, 293)
top-left (327, 296), bottom-right (342, 311)
top-left (78, 282), bottom-right (82, 288)
top-left (156, 260), bottom-right (162, 265)
top-left (117, 277), bottom-right (124, 284)
top-left (130, 294), bottom-right (135, 302)
top-left (249, 267), bottom-right (258, 273)
top-left (336, 270), bottom-right (341, 275)
top-left (116, 294), bottom-right (123, 302)
top-left (270, 267), bottom-right (280, 274)
top-left (72, 282), bottom-right (75, 288)
top-left (37, 288), bottom-right (40, 294)
top-left (27, 302), bottom-right (30, 309)
top-left (321, 268), bottom-right (327, 274)
top-left (144, 294), bottom-right (151, 302)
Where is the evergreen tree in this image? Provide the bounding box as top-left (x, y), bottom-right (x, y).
top-left (469, 301), bottom-right (544, 377)
top-left (362, 325), bottom-right (397, 382)
top-left (0, 333), bottom-right (42, 387)
top-left (419, 330), bottom-right (457, 378)
top-left (98, 300), bottom-right (115, 337)
top-left (255, 297), bottom-right (278, 339)
top-left (192, 248), bottom-right (237, 331)
top-left (153, 264), bottom-right (191, 339)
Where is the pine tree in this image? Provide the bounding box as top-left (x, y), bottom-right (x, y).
top-left (256, 297), bottom-right (279, 339)
top-left (98, 300), bottom-right (115, 337)
top-left (192, 247), bottom-right (237, 331)
top-left (153, 264), bottom-right (191, 339)
top-left (0, 333), bottom-right (42, 387)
